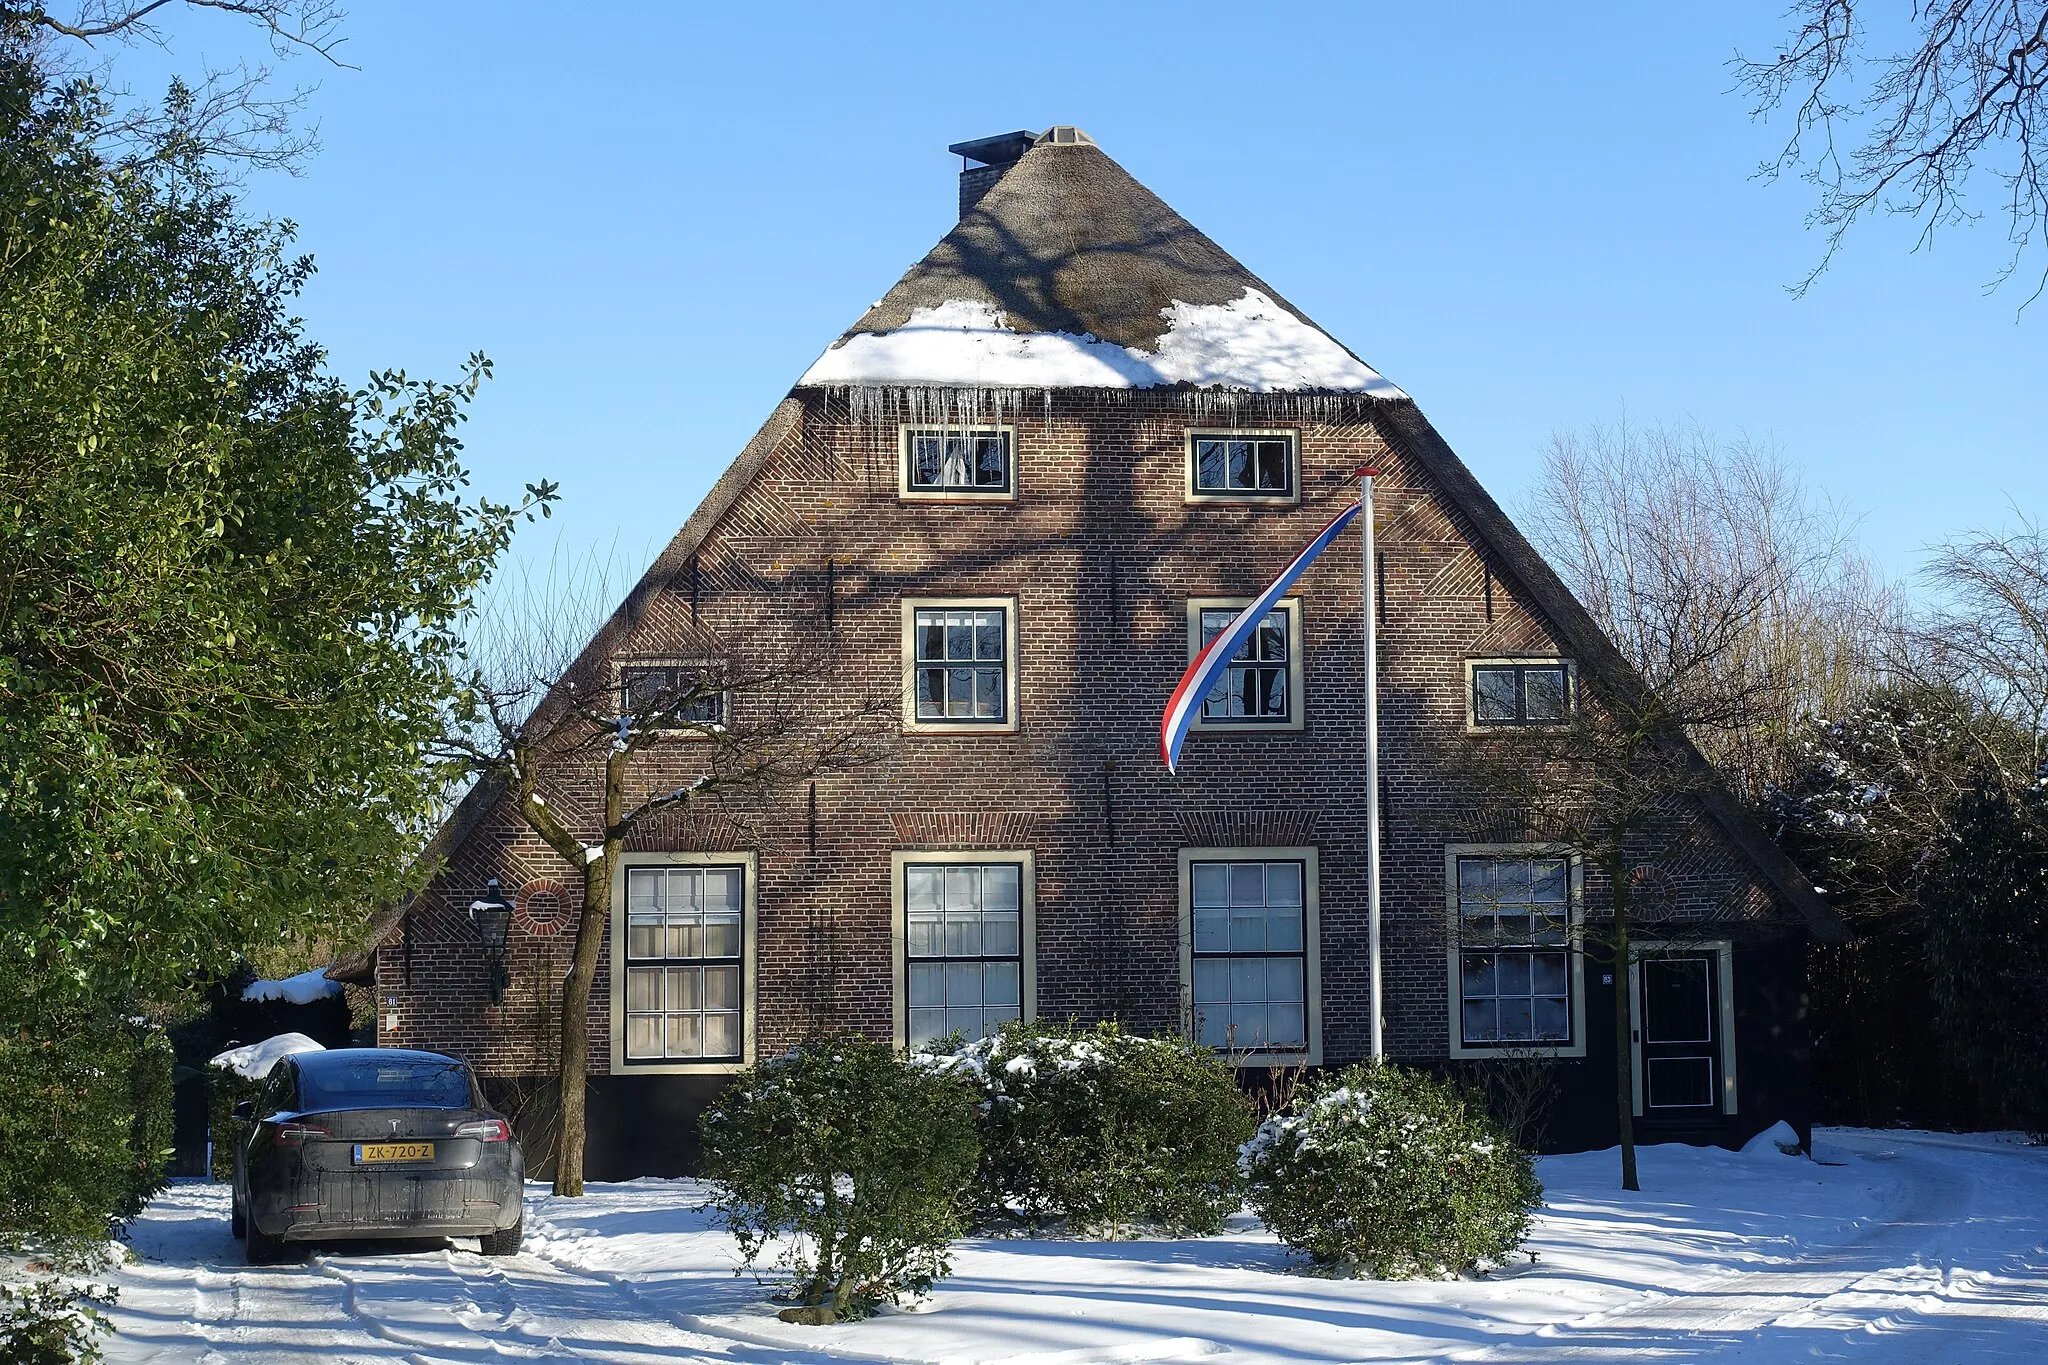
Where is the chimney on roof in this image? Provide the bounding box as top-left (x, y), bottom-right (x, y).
top-left (949, 130), bottom-right (1034, 218)
top-left (948, 127), bottom-right (1095, 218)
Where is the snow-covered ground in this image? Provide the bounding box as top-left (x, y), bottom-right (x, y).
top-left (100, 1129), bottom-right (2048, 1363)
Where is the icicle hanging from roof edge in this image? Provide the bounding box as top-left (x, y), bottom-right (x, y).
top-left (818, 384), bottom-right (1393, 428)
top-left (833, 384), bottom-right (1044, 430)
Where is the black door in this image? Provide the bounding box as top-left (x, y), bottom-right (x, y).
top-left (1638, 953), bottom-right (1720, 1120)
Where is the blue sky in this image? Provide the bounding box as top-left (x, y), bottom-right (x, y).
top-left (121, 1), bottom-right (2043, 592)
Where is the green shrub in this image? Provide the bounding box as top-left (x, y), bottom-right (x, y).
top-left (0, 1273), bottom-right (112, 1365)
top-left (925, 1019), bottom-right (1256, 1236)
top-left (700, 1032), bottom-right (981, 1321)
top-left (1240, 1062), bottom-right (1541, 1278)
top-left (0, 1009), bottom-right (175, 1250)
top-left (206, 1068), bottom-right (264, 1184)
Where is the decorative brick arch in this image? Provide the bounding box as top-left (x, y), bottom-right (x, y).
top-left (515, 878), bottom-right (572, 938)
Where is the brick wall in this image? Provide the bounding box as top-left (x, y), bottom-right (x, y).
top-left (377, 389), bottom-right (1792, 1075)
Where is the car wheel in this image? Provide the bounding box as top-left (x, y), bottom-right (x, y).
top-left (230, 1197), bottom-right (245, 1240)
top-left (478, 1217), bottom-right (522, 1257)
top-left (244, 1220), bottom-right (293, 1266)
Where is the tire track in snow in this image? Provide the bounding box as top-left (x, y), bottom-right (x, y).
top-left (1456, 1130), bottom-right (2048, 1362)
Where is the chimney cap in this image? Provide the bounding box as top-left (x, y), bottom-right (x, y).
top-left (1034, 125), bottom-right (1094, 148)
top-left (948, 130), bottom-right (1037, 167)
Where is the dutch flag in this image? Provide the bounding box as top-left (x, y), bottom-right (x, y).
top-left (1160, 500), bottom-right (1364, 774)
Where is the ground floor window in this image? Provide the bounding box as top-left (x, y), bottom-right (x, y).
top-left (1450, 850), bottom-right (1577, 1052)
top-left (903, 860), bottom-right (1024, 1046)
top-left (622, 863), bottom-right (744, 1061)
top-left (1182, 850), bottom-right (1319, 1058)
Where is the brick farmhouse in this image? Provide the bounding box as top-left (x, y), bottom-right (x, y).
top-left (334, 127), bottom-right (1845, 1178)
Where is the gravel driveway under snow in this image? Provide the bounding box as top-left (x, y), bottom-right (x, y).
top-left (99, 1129), bottom-right (2048, 1364)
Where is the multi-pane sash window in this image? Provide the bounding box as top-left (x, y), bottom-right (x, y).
top-left (1191, 860), bottom-right (1307, 1052)
top-left (623, 865), bottom-right (743, 1061)
top-left (1192, 434), bottom-right (1295, 497)
top-left (914, 607), bottom-right (1007, 722)
top-left (905, 862), bottom-right (1022, 1045)
top-left (1472, 662), bottom-right (1571, 726)
top-left (1200, 607), bottom-right (1290, 721)
top-left (906, 429), bottom-right (1011, 493)
top-left (1457, 855), bottom-right (1571, 1046)
top-left (619, 663), bottom-right (725, 728)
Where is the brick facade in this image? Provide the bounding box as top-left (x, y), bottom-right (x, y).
top-left (374, 388), bottom-right (1807, 1154)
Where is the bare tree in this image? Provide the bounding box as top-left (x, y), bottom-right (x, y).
top-left (441, 555), bottom-right (895, 1197)
top-left (1479, 419), bottom-right (1862, 1190)
top-left (1524, 419), bottom-right (1888, 802)
top-left (1906, 510), bottom-right (2048, 781)
top-left (3, 1), bottom-right (348, 169)
top-left (1737, 1), bottom-right (2048, 300)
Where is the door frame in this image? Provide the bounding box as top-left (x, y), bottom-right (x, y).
top-left (1628, 939), bottom-right (1737, 1117)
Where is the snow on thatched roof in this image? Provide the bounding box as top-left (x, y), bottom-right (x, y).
top-left (799, 135), bottom-right (1401, 397)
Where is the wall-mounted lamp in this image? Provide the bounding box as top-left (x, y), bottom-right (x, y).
top-left (468, 877), bottom-right (515, 1005)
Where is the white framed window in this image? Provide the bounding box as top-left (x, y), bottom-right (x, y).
top-left (617, 660), bottom-right (726, 731)
top-left (900, 597), bottom-right (1020, 734)
top-left (891, 850), bottom-right (1036, 1049)
top-left (608, 852), bottom-right (757, 1074)
top-left (1178, 847), bottom-right (1321, 1064)
top-left (1445, 844), bottom-right (1586, 1060)
top-left (898, 425), bottom-right (1015, 500)
top-left (1184, 598), bottom-right (1305, 731)
top-left (1185, 429), bottom-right (1300, 505)
top-left (1466, 658), bottom-right (1575, 730)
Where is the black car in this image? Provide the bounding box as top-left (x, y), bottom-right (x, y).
top-left (230, 1047), bottom-right (525, 1264)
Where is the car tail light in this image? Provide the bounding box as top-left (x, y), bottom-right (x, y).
top-left (270, 1122), bottom-right (330, 1148)
top-left (455, 1118), bottom-right (511, 1142)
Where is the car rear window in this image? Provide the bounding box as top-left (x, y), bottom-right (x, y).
top-left (295, 1057), bottom-right (472, 1111)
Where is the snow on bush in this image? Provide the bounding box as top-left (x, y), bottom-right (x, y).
top-left (921, 1019), bottom-right (1255, 1236)
top-left (208, 1032), bottom-right (324, 1081)
top-left (1240, 1063), bottom-right (1541, 1279)
top-left (699, 1031), bottom-right (980, 1322)
top-left (205, 1033), bottom-right (324, 1181)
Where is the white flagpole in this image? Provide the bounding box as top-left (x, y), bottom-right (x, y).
top-left (1360, 466), bottom-right (1384, 1063)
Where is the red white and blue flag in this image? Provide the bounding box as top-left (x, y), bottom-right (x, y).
top-left (1160, 500), bottom-right (1363, 773)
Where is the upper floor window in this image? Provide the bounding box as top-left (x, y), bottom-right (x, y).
top-left (1469, 660), bottom-right (1573, 728)
top-left (900, 598), bottom-right (1019, 734)
top-left (619, 662), bottom-right (726, 729)
top-left (900, 426), bottom-right (1013, 499)
top-left (1187, 430), bottom-right (1298, 503)
top-left (622, 864), bottom-right (745, 1062)
top-left (1185, 598), bottom-right (1305, 731)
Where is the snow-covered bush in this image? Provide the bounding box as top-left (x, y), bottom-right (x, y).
top-left (923, 1019), bottom-right (1256, 1236)
top-left (1240, 1062), bottom-right (1540, 1278)
top-left (699, 1032), bottom-right (980, 1321)
top-left (206, 1032), bottom-right (324, 1181)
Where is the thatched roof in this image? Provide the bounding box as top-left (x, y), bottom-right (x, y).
top-left (800, 131), bottom-right (1401, 396)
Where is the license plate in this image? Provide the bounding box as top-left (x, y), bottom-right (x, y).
top-left (354, 1141), bottom-right (434, 1164)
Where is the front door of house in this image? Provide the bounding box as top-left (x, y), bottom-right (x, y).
top-left (1637, 952), bottom-right (1721, 1120)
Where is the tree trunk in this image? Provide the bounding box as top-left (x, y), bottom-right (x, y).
top-left (552, 854), bottom-right (611, 1196)
top-left (1609, 844), bottom-right (1640, 1192)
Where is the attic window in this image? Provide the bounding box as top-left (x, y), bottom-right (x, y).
top-left (619, 662), bottom-right (725, 730)
top-left (1187, 430), bottom-right (1298, 504)
top-left (1469, 660), bottom-right (1573, 728)
top-left (901, 426), bottom-right (1013, 500)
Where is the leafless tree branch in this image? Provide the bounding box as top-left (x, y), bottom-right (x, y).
top-left (1737, 1), bottom-right (2048, 303)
